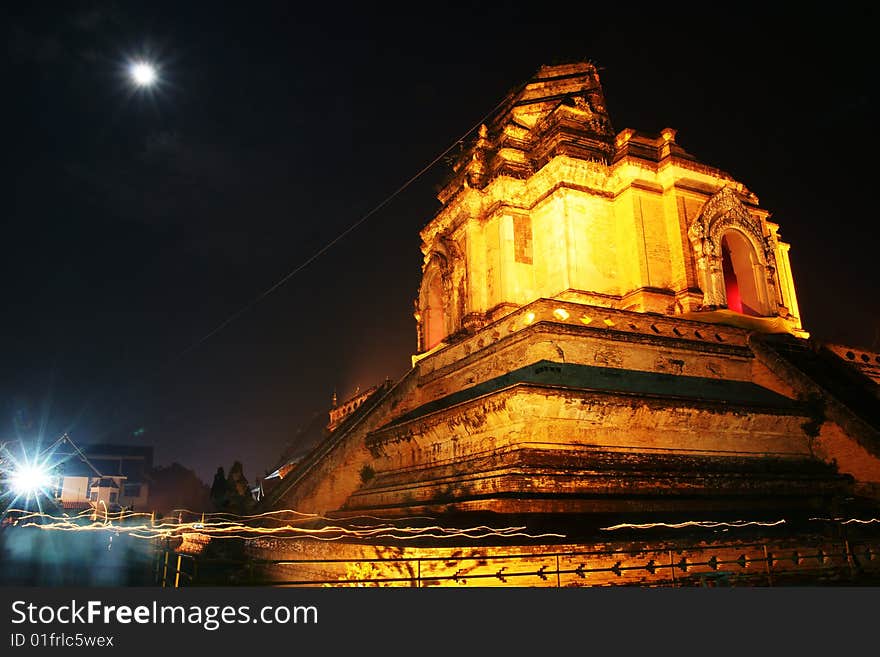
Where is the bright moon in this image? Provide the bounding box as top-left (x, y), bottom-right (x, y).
top-left (130, 62), bottom-right (157, 87)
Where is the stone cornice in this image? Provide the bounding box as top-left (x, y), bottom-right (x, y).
top-left (414, 298), bottom-right (754, 385)
top-left (423, 155), bottom-right (618, 246)
top-left (367, 377), bottom-right (804, 448)
top-left (426, 151), bottom-right (763, 249)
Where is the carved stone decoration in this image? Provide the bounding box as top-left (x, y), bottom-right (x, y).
top-left (439, 236), bottom-right (467, 332)
top-left (763, 232), bottom-right (778, 261)
top-left (697, 187), bottom-right (763, 241)
top-left (417, 235), bottom-right (468, 351)
top-left (688, 187), bottom-right (779, 315)
top-left (572, 94), bottom-right (593, 113)
top-left (418, 250), bottom-right (449, 351)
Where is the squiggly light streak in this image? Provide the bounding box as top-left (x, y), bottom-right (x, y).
top-left (809, 516), bottom-right (880, 526)
top-left (600, 519), bottom-right (787, 531)
top-left (3, 508), bottom-right (565, 542)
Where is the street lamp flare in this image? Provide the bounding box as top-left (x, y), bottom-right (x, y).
top-left (10, 463), bottom-right (52, 497)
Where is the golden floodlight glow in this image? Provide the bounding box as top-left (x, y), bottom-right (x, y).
top-left (553, 308), bottom-right (570, 321)
top-left (615, 128), bottom-right (635, 147)
top-left (523, 312), bottom-right (536, 325)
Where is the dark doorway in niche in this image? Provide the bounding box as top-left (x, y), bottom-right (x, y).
top-left (721, 231), bottom-right (762, 316)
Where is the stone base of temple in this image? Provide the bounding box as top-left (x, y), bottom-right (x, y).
top-left (265, 299), bottom-right (880, 522)
top-left (178, 515), bottom-right (880, 587)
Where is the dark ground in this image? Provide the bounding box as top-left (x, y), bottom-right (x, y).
top-left (0, 525), bottom-right (156, 586)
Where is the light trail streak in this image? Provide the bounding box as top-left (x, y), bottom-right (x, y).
top-left (600, 519), bottom-right (787, 531)
top-left (809, 516), bottom-right (880, 525)
top-left (3, 508), bottom-right (566, 542)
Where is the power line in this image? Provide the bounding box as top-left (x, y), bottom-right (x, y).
top-left (174, 91), bottom-right (515, 362)
top-left (54, 86), bottom-right (523, 450)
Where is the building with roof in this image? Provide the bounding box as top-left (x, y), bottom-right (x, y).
top-left (53, 442), bottom-right (153, 511)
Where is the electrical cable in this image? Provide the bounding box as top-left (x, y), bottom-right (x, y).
top-left (69, 83), bottom-right (524, 448)
top-left (174, 89), bottom-right (518, 361)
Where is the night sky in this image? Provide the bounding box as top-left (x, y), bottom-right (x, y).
top-left (4, 2), bottom-right (877, 486)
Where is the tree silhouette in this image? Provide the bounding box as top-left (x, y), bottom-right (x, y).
top-left (210, 466), bottom-right (228, 511)
top-left (225, 461), bottom-right (253, 514)
top-left (148, 463), bottom-right (211, 515)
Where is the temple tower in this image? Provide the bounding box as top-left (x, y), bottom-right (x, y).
top-left (266, 63), bottom-right (880, 521)
top-left (414, 62), bottom-right (804, 358)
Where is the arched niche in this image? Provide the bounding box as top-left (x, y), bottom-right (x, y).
top-left (416, 235), bottom-right (468, 352)
top-left (417, 252), bottom-right (451, 352)
top-left (720, 229), bottom-right (767, 316)
top-left (688, 188), bottom-right (780, 316)
top-left (423, 270), bottom-right (446, 350)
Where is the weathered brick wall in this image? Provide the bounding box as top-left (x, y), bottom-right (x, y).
top-left (234, 533), bottom-right (880, 587)
top-left (815, 422), bottom-right (880, 485)
top-left (275, 297), bottom-right (877, 516)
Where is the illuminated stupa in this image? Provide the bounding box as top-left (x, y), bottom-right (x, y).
top-left (265, 62), bottom-right (880, 523)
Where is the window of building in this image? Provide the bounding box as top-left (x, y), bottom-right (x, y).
top-left (109, 492), bottom-right (117, 503)
top-left (89, 491), bottom-right (98, 502)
